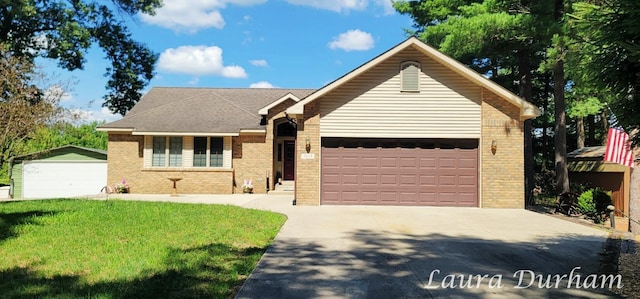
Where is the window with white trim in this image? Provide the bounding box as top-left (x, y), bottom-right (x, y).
top-left (193, 136), bottom-right (224, 167)
top-left (401, 61), bottom-right (421, 92)
top-left (147, 136), bottom-right (230, 168)
top-left (152, 136), bottom-right (183, 167)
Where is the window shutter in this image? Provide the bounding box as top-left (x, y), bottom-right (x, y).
top-left (401, 61), bottom-right (420, 92)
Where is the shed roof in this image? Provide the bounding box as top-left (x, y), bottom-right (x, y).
top-left (11, 145), bottom-right (107, 161)
top-left (98, 87), bottom-right (316, 134)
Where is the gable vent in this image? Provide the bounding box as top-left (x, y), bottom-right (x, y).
top-left (401, 61), bottom-right (420, 92)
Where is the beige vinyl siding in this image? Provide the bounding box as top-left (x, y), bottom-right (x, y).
top-left (183, 136), bottom-right (194, 167)
top-left (320, 46), bottom-right (481, 138)
top-left (223, 136), bottom-right (232, 168)
top-left (143, 136), bottom-right (152, 168)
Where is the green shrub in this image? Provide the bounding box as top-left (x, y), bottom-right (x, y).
top-left (577, 188), bottom-right (612, 223)
top-left (577, 189), bottom-right (596, 216)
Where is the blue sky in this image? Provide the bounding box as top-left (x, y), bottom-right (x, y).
top-left (48, 0), bottom-right (415, 123)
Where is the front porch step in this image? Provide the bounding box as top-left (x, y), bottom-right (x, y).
top-left (268, 190), bottom-right (294, 195)
top-left (273, 181), bottom-right (296, 192)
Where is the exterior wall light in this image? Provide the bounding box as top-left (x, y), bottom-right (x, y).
top-left (305, 137), bottom-right (311, 153)
top-left (491, 139), bottom-right (497, 155)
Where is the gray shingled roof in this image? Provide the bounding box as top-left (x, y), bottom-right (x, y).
top-left (100, 87), bottom-right (316, 133)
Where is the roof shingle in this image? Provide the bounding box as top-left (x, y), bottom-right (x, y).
top-left (100, 87), bottom-right (316, 133)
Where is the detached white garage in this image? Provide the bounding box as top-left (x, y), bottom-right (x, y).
top-left (10, 145), bottom-right (107, 199)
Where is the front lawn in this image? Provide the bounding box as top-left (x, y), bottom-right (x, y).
top-left (0, 199), bottom-right (286, 298)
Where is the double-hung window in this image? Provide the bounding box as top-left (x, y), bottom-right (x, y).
top-left (194, 137), bottom-right (224, 167)
top-left (152, 136), bottom-right (182, 167)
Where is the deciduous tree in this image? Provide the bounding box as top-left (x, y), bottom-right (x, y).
top-left (0, 45), bottom-right (61, 184)
top-left (0, 0), bottom-right (160, 115)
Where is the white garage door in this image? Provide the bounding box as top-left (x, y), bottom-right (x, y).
top-left (22, 161), bottom-right (107, 198)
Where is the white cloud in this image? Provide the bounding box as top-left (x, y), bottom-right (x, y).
top-left (66, 107), bottom-right (122, 124)
top-left (328, 29), bottom-right (375, 51)
top-left (141, 0), bottom-right (266, 33)
top-left (249, 81), bottom-right (275, 88)
top-left (375, 0), bottom-right (395, 15)
top-left (250, 59), bottom-right (268, 67)
top-left (158, 45), bottom-right (247, 78)
top-left (285, 0), bottom-right (368, 13)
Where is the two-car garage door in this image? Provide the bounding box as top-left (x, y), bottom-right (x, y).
top-left (321, 138), bottom-right (478, 207)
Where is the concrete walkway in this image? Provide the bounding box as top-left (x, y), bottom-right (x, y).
top-left (100, 193), bottom-right (620, 298)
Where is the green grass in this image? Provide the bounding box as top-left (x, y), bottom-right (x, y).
top-left (0, 199), bottom-right (287, 298)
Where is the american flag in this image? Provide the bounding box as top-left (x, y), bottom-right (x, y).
top-left (604, 128), bottom-right (634, 167)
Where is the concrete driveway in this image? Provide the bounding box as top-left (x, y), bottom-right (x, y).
top-left (237, 195), bottom-right (620, 298)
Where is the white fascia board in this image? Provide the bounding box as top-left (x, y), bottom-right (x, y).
top-left (132, 131), bottom-right (240, 136)
top-left (239, 129), bottom-right (267, 135)
top-left (259, 93), bottom-right (301, 115)
top-left (96, 127), bottom-right (133, 132)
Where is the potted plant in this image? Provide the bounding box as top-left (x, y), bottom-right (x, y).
top-left (242, 179), bottom-right (253, 194)
top-left (115, 178), bottom-right (130, 193)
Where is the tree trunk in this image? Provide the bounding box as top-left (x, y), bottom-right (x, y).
top-left (542, 73), bottom-right (551, 171)
top-left (577, 116), bottom-right (585, 149)
top-left (587, 114), bottom-right (595, 146)
top-left (554, 58), bottom-right (569, 195)
top-left (554, 0), bottom-right (569, 195)
top-left (518, 49), bottom-right (535, 206)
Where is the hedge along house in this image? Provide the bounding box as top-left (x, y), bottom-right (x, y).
top-left (99, 37), bottom-right (540, 207)
top-left (9, 145), bottom-right (107, 199)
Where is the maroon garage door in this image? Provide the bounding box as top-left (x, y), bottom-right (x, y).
top-left (321, 138), bottom-right (478, 207)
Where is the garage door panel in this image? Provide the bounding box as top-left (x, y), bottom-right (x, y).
top-left (399, 158), bottom-right (418, 168)
top-left (459, 175), bottom-right (477, 186)
top-left (419, 175), bottom-right (437, 186)
top-left (380, 157), bottom-right (398, 168)
top-left (361, 174), bottom-right (379, 185)
top-left (438, 175), bottom-right (457, 186)
top-left (361, 157), bottom-right (379, 168)
top-left (380, 175), bottom-right (398, 185)
top-left (459, 157), bottom-right (477, 169)
top-left (419, 157), bottom-right (437, 168)
top-left (321, 139), bottom-right (477, 206)
top-left (399, 175), bottom-right (417, 186)
top-left (438, 158), bottom-right (457, 168)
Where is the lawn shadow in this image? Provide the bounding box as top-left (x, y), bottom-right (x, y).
top-left (237, 231), bottom-right (624, 298)
top-left (0, 210), bottom-right (59, 243)
top-left (0, 243), bottom-right (268, 299)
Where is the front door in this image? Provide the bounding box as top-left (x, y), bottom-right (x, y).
top-left (283, 140), bottom-right (295, 180)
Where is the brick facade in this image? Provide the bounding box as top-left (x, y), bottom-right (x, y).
top-left (480, 88), bottom-right (524, 208)
top-left (232, 135), bottom-right (271, 194)
top-left (108, 133), bottom-right (240, 195)
top-left (294, 102), bottom-right (321, 205)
